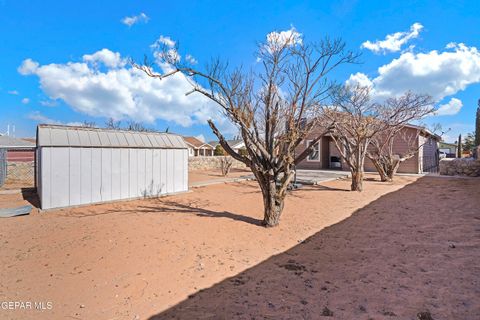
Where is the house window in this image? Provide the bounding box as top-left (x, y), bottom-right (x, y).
top-left (307, 140), bottom-right (320, 161)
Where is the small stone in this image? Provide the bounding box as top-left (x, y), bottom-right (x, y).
top-left (417, 311), bottom-right (434, 320)
top-left (322, 306), bottom-right (333, 316)
top-left (449, 243), bottom-right (456, 248)
top-left (79, 304), bottom-right (85, 308)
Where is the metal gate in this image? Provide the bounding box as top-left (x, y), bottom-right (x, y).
top-left (0, 148), bottom-right (6, 187)
top-left (423, 155), bottom-right (439, 173)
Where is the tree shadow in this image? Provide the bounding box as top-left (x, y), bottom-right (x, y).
top-left (146, 176), bottom-right (480, 319)
top-left (61, 198), bottom-right (263, 226)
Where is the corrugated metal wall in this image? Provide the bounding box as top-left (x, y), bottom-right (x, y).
top-left (39, 147), bottom-right (188, 210)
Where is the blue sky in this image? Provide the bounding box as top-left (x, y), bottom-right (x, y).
top-left (1, 0), bottom-right (479, 142)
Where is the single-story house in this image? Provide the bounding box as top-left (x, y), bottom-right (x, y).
top-left (0, 135), bottom-right (36, 162)
top-left (438, 142), bottom-right (457, 158)
top-left (184, 137), bottom-right (214, 157)
top-left (296, 124), bottom-right (441, 174)
top-left (209, 139), bottom-right (245, 154)
top-left (0, 135), bottom-right (36, 187)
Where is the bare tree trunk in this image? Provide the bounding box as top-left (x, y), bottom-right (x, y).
top-left (370, 158), bottom-right (391, 182)
top-left (262, 183), bottom-right (284, 227)
top-left (351, 168), bottom-right (364, 191)
top-left (255, 172), bottom-right (286, 227)
top-left (387, 160), bottom-right (401, 181)
top-left (369, 158), bottom-right (389, 182)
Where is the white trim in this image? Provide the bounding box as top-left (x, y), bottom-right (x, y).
top-left (198, 143), bottom-right (214, 149)
top-left (306, 140), bottom-right (321, 162)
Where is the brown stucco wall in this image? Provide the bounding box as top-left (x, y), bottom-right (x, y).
top-left (295, 126), bottom-right (438, 174)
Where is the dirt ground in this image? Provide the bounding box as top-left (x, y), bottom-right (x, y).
top-left (0, 175), bottom-right (479, 319)
top-left (188, 168), bottom-right (251, 184)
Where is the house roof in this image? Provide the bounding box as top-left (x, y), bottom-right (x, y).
top-left (404, 124), bottom-right (442, 140)
top-left (184, 136), bottom-right (213, 149)
top-left (0, 135), bottom-right (36, 149)
top-left (209, 139), bottom-right (244, 149)
top-left (36, 124), bottom-right (187, 149)
top-left (439, 141), bottom-right (457, 148)
top-left (21, 138), bottom-right (36, 144)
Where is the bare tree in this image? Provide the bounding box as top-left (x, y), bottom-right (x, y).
top-left (104, 118), bottom-right (158, 132)
top-left (325, 87), bottom-right (433, 191)
top-left (136, 34), bottom-right (358, 226)
top-left (219, 156), bottom-right (233, 176)
top-left (105, 118), bottom-right (122, 130)
top-left (366, 93), bottom-right (435, 181)
top-left (367, 126), bottom-right (436, 182)
top-left (81, 120), bottom-right (97, 128)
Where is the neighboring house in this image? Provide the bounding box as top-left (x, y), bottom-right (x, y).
top-left (296, 124), bottom-right (441, 174)
top-left (0, 135), bottom-right (36, 162)
top-left (0, 135), bottom-right (36, 187)
top-left (183, 137), bottom-right (214, 157)
top-left (209, 139), bottom-right (245, 154)
top-left (438, 142), bottom-right (457, 158)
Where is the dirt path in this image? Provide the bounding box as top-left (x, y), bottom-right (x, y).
top-left (188, 168), bottom-right (251, 185)
top-left (1, 175), bottom-right (478, 319)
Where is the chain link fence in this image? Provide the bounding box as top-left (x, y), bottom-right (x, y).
top-left (0, 149), bottom-right (6, 187)
top-left (1, 149), bottom-right (35, 189)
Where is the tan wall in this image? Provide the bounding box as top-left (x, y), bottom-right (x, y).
top-left (440, 158), bottom-right (480, 176)
top-left (188, 156), bottom-right (246, 171)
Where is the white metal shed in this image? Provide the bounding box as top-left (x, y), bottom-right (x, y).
top-left (36, 124), bottom-right (188, 210)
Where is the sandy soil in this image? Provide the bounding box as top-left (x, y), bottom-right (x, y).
top-left (0, 178), bottom-right (34, 191)
top-left (0, 175), bottom-right (478, 319)
top-left (188, 168), bottom-right (251, 185)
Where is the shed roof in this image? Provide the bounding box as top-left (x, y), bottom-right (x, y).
top-left (0, 135), bottom-right (36, 149)
top-left (37, 124), bottom-right (187, 149)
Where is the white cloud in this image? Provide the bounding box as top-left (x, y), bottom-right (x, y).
top-left (18, 58), bottom-right (39, 75)
top-left (121, 13), bottom-right (149, 27)
top-left (151, 35), bottom-right (176, 48)
top-left (265, 27), bottom-right (302, 54)
top-left (361, 22), bottom-right (423, 54)
top-left (347, 43), bottom-right (480, 104)
top-left (83, 49), bottom-right (125, 68)
top-left (18, 48), bottom-right (234, 133)
top-left (21, 97), bottom-right (30, 104)
top-left (185, 54), bottom-right (198, 65)
top-left (40, 99), bottom-right (58, 107)
top-left (345, 72), bottom-right (374, 88)
top-left (435, 98), bottom-right (463, 116)
top-left (195, 134), bottom-right (205, 143)
top-left (151, 36), bottom-right (181, 65)
top-left (8, 90), bottom-right (19, 95)
top-left (28, 111), bottom-right (83, 126)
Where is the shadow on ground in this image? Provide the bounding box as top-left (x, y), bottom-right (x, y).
top-left (62, 198), bottom-right (264, 226)
top-left (21, 188), bottom-right (40, 208)
top-left (148, 176), bottom-right (480, 319)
